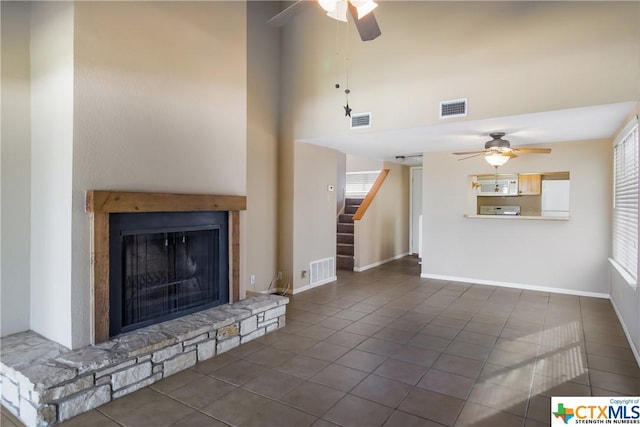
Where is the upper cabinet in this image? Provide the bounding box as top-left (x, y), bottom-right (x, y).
top-left (518, 174), bottom-right (541, 196)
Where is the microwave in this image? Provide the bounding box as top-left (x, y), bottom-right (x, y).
top-left (476, 175), bottom-right (518, 196)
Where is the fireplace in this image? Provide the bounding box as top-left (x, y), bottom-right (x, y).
top-left (86, 191), bottom-right (246, 343)
top-left (109, 212), bottom-right (228, 336)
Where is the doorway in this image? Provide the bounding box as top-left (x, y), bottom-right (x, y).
top-left (410, 167), bottom-right (423, 255)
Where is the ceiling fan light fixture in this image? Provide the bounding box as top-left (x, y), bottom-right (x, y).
top-left (351, 0), bottom-right (378, 19)
top-left (318, 0), bottom-right (337, 13)
top-left (484, 152), bottom-right (510, 167)
top-left (323, 0), bottom-right (348, 21)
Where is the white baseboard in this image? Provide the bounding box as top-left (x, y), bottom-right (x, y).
top-left (609, 298), bottom-right (640, 368)
top-left (291, 276), bottom-right (337, 295)
top-left (354, 252), bottom-right (411, 272)
top-left (419, 273), bottom-right (610, 299)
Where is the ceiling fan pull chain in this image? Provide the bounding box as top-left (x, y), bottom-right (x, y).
top-left (334, 18), bottom-right (341, 89)
top-left (346, 14), bottom-right (350, 93)
top-left (343, 15), bottom-right (352, 117)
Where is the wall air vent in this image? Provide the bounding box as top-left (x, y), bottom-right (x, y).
top-left (440, 98), bottom-right (468, 119)
top-left (309, 257), bottom-right (336, 287)
top-left (351, 112), bottom-right (372, 129)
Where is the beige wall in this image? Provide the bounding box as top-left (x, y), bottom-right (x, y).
top-left (346, 154), bottom-right (383, 172)
top-left (277, 1), bottom-right (638, 290)
top-left (285, 2), bottom-right (638, 141)
top-left (246, 1), bottom-right (280, 294)
top-left (0, 1), bottom-right (250, 348)
top-left (277, 4), bottom-right (306, 288)
top-left (70, 1), bottom-right (247, 347)
top-left (4, 0), bottom-right (637, 354)
top-left (354, 162), bottom-right (410, 271)
top-left (421, 138), bottom-right (612, 295)
top-left (72, 1), bottom-right (247, 195)
top-left (337, 152), bottom-right (346, 214)
top-left (292, 142), bottom-right (338, 290)
top-left (1, 1), bottom-right (31, 336)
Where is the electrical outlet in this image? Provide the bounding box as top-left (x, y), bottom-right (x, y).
top-left (250, 274), bottom-right (256, 285)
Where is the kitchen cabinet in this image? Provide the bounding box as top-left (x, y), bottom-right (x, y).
top-left (518, 174), bottom-right (541, 195)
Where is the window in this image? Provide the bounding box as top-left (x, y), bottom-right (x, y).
top-left (612, 118), bottom-right (639, 284)
top-left (345, 170), bottom-right (381, 198)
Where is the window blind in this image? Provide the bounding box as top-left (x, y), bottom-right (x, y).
top-left (345, 170), bottom-right (381, 197)
top-left (613, 119), bottom-right (639, 283)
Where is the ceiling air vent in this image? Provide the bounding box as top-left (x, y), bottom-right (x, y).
top-left (351, 112), bottom-right (372, 129)
top-left (440, 98), bottom-right (468, 119)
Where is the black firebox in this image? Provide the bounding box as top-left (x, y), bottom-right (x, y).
top-left (109, 211), bottom-right (228, 336)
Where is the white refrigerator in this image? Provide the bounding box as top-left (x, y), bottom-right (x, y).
top-left (541, 180), bottom-right (570, 218)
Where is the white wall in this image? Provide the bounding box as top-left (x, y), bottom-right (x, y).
top-left (1, 1), bottom-right (31, 336)
top-left (29, 1), bottom-right (75, 348)
top-left (421, 139), bottom-right (612, 296)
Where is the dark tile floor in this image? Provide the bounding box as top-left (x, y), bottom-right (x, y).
top-left (3, 256), bottom-right (639, 426)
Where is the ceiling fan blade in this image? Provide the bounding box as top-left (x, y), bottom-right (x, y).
top-left (348, 3), bottom-right (381, 41)
top-left (453, 150), bottom-right (486, 155)
top-left (267, 0), bottom-right (305, 27)
top-left (457, 153), bottom-right (486, 161)
top-left (513, 148), bottom-right (552, 154)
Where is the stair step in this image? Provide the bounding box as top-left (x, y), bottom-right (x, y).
top-left (337, 198), bottom-right (361, 272)
top-left (339, 214), bottom-right (354, 223)
top-left (337, 254), bottom-right (354, 271)
top-left (337, 243), bottom-right (354, 256)
top-left (344, 206), bottom-right (358, 215)
top-left (345, 198), bottom-right (364, 206)
top-left (337, 233), bottom-right (354, 244)
top-left (337, 223), bottom-right (354, 234)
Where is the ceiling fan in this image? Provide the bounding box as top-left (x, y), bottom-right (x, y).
top-left (453, 132), bottom-right (552, 167)
top-left (267, 0), bottom-right (382, 42)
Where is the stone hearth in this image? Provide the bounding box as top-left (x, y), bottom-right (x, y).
top-left (0, 295), bottom-right (288, 426)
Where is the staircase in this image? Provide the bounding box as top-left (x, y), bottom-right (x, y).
top-left (337, 198), bottom-right (362, 271)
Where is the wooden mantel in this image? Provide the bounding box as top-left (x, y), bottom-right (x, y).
top-left (86, 191), bottom-right (247, 344)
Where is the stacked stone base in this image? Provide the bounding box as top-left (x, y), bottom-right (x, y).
top-left (0, 295), bottom-right (288, 426)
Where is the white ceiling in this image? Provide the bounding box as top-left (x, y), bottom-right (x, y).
top-left (304, 101), bottom-right (637, 166)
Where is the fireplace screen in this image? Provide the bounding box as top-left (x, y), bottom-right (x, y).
top-left (110, 212), bottom-right (228, 336)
